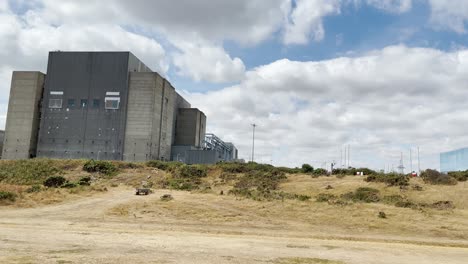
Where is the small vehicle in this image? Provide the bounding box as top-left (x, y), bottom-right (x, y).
top-left (135, 188), bottom-right (151, 195)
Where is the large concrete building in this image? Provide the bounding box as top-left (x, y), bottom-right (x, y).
top-left (440, 147), bottom-right (468, 173)
top-left (0, 130), bottom-right (4, 159)
top-left (2, 51), bottom-right (237, 163)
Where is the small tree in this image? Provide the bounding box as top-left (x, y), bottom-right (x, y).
top-left (43, 176), bottom-right (67, 188)
top-left (301, 164), bottom-right (314, 173)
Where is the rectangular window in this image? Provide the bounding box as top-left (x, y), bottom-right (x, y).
top-left (48, 99), bottom-right (62, 109)
top-left (67, 99), bottom-right (75, 108)
top-left (93, 99), bottom-right (100, 108)
top-left (80, 99), bottom-right (88, 108)
top-left (105, 97), bottom-right (120, 110)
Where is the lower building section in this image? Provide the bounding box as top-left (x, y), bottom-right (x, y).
top-left (2, 72), bottom-right (45, 160)
top-left (440, 147), bottom-right (468, 172)
top-left (171, 133), bottom-right (238, 164)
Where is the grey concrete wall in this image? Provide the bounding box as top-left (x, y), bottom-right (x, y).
top-left (124, 73), bottom-right (182, 161)
top-left (2, 71), bottom-right (45, 159)
top-left (186, 149), bottom-right (220, 164)
top-left (124, 72), bottom-right (164, 161)
top-left (0, 130), bottom-right (4, 159)
top-left (36, 51), bottom-right (151, 160)
top-left (159, 81), bottom-right (176, 161)
top-left (174, 108), bottom-right (206, 148)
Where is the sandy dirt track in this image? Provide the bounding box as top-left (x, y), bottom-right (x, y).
top-left (1, 187), bottom-right (468, 264)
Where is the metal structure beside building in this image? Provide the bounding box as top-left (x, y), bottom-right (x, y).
top-left (440, 147), bottom-right (468, 172)
top-left (2, 51), bottom-right (238, 164)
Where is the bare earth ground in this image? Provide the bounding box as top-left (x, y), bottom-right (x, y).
top-left (1, 183), bottom-right (468, 264)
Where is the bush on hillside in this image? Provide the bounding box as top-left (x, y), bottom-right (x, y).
top-left (365, 172), bottom-right (409, 186)
top-left (312, 168), bottom-right (328, 176)
top-left (83, 160), bottom-right (117, 176)
top-left (421, 169), bottom-right (457, 185)
top-left (43, 176), bottom-right (67, 188)
top-left (165, 164), bottom-right (208, 191)
top-left (447, 171), bottom-right (468, 182)
top-left (276, 167), bottom-right (302, 174)
top-left (146, 160), bottom-right (183, 171)
top-left (0, 159), bottom-right (62, 185)
top-left (332, 167), bottom-right (377, 176)
top-left (342, 187), bottom-right (380, 203)
top-left (26, 185), bottom-right (42, 193)
top-left (228, 170), bottom-right (289, 200)
top-left (301, 164), bottom-right (314, 173)
top-left (216, 162), bottom-right (277, 174)
top-left (78, 176), bottom-right (92, 186)
top-left (0, 191), bottom-right (17, 202)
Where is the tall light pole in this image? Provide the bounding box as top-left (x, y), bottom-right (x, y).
top-left (417, 146), bottom-right (421, 173)
top-left (251, 123), bottom-right (256, 162)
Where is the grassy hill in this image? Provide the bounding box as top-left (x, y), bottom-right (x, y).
top-left (1, 159), bottom-right (467, 244)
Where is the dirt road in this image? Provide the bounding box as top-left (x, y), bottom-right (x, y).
top-left (1, 187), bottom-right (467, 264)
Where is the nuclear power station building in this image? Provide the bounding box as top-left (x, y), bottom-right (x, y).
top-left (2, 51), bottom-right (237, 163)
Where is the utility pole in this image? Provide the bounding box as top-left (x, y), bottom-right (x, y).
top-left (340, 148), bottom-right (343, 168)
top-left (397, 152), bottom-right (405, 174)
top-left (417, 146), bottom-right (421, 173)
top-left (251, 124), bottom-right (256, 162)
top-left (410, 148), bottom-right (413, 172)
top-left (348, 144), bottom-right (351, 168)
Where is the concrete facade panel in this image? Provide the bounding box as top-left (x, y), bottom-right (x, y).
top-left (2, 71), bottom-right (45, 160)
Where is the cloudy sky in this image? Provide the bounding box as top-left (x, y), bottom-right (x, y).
top-left (1, 0), bottom-right (468, 171)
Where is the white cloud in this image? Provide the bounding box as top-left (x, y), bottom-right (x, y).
top-left (428, 0), bottom-right (468, 33)
top-left (364, 0), bottom-right (412, 13)
top-left (172, 37), bottom-right (245, 83)
top-left (283, 0), bottom-right (340, 45)
top-left (185, 46), bottom-right (468, 170)
top-left (38, 0), bottom-right (290, 46)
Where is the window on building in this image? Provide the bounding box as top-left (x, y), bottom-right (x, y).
top-left (105, 97), bottom-right (120, 109)
top-left (93, 99), bottom-right (100, 108)
top-left (80, 99), bottom-right (88, 108)
top-left (48, 99), bottom-right (62, 109)
top-left (67, 99), bottom-right (75, 108)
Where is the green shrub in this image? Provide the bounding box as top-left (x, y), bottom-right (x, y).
top-left (146, 160), bottom-right (183, 171)
top-left (447, 171), bottom-right (468, 182)
top-left (117, 162), bottom-right (143, 169)
top-left (301, 164), bottom-right (314, 173)
top-left (62, 182), bottom-right (78, 188)
top-left (421, 169), bottom-right (457, 185)
top-left (0, 159), bottom-right (62, 185)
top-left (333, 167), bottom-right (377, 176)
top-left (43, 176), bottom-right (67, 188)
top-left (365, 172), bottom-right (409, 186)
top-left (176, 165), bottom-right (207, 178)
top-left (167, 178), bottom-right (198, 190)
top-left (316, 193), bottom-right (337, 202)
top-left (26, 185), bottom-right (42, 193)
top-left (83, 160), bottom-right (117, 176)
top-left (78, 176), bottom-right (91, 186)
top-left (228, 169), bottom-right (288, 200)
top-left (277, 167), bottom-right (302, 174)
top-left (216, 162), bottom-right (277, 174)
top-left (164, 164), bottom-right (208, 191)
top-left (0, 191), bottom-right (17, 202)
top-left (342, 187), bottom-right (380, 203)
top-left (312, 168), bottom-right (328, 176)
